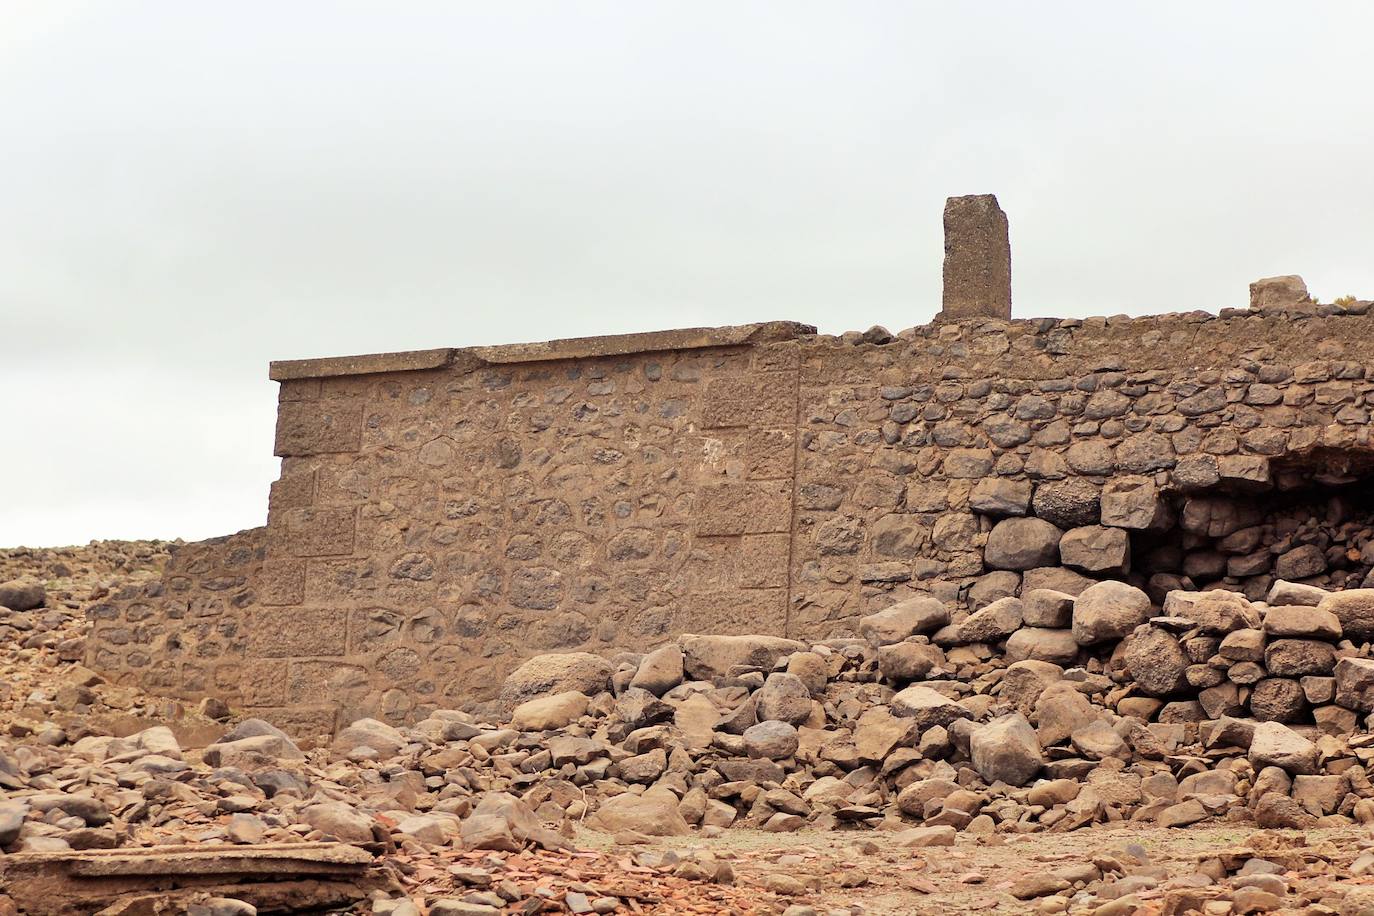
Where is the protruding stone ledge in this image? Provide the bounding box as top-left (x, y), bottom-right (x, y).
top-left (268, 320), bottom-right (816, 381)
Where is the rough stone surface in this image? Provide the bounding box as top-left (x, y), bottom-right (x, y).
top-left (941, 193), bottom-right (1011, 320)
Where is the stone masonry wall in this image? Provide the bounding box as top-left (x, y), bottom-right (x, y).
top-left (87, 303), bottom-right (1374, 733)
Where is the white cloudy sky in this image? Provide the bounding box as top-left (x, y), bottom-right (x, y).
top-left (2, 1), bottom-right (1371, 547)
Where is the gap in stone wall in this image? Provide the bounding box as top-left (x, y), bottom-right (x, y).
top-left (1136, 447), bottom-right (1374, 604)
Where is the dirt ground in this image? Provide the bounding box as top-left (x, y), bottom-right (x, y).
top-left (575, 823), bottom-right (1373, 915)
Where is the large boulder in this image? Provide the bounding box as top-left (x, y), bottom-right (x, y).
top-left (970, 713), bottom-right (1043, 786)
top-left (1248, 721), bottom-right (1319, 775)
top-left (679, 635), bottom-right (806, 680)
top-left (332, 718), bottom-right (406, 758)
top-left (462, 792), bottom-right (574, 852)
top-left (877, 641), bottom-right (944, 681)
top-left (1122, 626), bottom-right (1190, 696)
top-left (1263, 605), bottom-right (1341, 640)
top-left (984, 518), bottom-right (1062, 570)
top-left (588, 787), bottom-right (691, 836)
top-left (500, 653), bottom-right (613, 710)
top-left (301, 802), bottom-right (374, 844)
top-left (743, 720), bottom-right (799, 760)
top-left (1005, 628), bottom-right (1078, 665)
top-left (890, 685), bottom-right (973, 731)
top-left (1059, 526), bottom-right (1130, 575)
top-left (1335, 657), bottom-right (1374, 713)
top-left (1030, 479), bottom-right (1101, 529)
top-left (0, 579), bottom-right (44, 611)
top-left (956, 596), bottom-right (1023, 643)
top-left (1072, 581), bottom-right (1151, 645)
top-left (858, 598), bottom-right (949, 646)
top-left (755, 673), bottom-right (813, 726)
top-left (1264, 639), bottom-right (1336, 677)
top-left (629, 644), bottom-right (684, 696)
top-left (1032, 682), bottom-right (1097, 746)
top-left (1163, 590), bottom-right (1259, 634)
top-left (511, 691), bottom-right (589, 731)
top-left (1318, 590), bottom-right (1374, 641)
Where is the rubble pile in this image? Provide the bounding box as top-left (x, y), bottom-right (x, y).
top-left (14, 543), bottom-right (1374, 911)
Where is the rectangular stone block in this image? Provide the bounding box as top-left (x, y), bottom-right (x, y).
top-left (700, 377), bottom-right (794, 429)
top-left (257, 559), bottom-right (306, 606)
top-left (738, 533), bottom-right (790, 588)
top-left (234, 659), bottom-right (289, 706)
top-left (746, 428), bottom-right (796, 481)
top-left (248, 606), bottom-right (346, 658)
top-left (268, 471), bottom-right (316, 513)
top-left (941, 194), bottom-right (1011, 320)
top-left (678, 588), bottom-right (787, 636)
top-left (274, 401), bottom-right (362, 457)
top-left (696, 480), bottom-right (792, 536)
top-left (271, 507), bottom-right (356, 557)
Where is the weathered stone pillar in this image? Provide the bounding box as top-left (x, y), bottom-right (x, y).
top-left (941, 194), bottom-right (1011, 320)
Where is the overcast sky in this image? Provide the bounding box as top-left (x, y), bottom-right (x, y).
top-left (2, 2), bottom-right (1371, 548)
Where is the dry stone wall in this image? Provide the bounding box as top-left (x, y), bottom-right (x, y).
top-left (88, 302), bottom-right (1374, 732)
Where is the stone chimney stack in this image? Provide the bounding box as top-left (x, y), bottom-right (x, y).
top-left (940, 194), bottom-right (1011, 320)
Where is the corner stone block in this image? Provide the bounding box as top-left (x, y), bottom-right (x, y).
top-left (738, 533), bottom-right (791, 589)
top-left (941, 194), bottom-right (1011, 320)
top-left (268, 471), bottom-right (316, 513)
top-left (271, 507), bottom-right (357, 557)
top-left (274, 401), bottom-right (363, 457)
top-left (696, 480), bottom-right (792, 536)
top-left (248, 606), bottom-right (347, 658)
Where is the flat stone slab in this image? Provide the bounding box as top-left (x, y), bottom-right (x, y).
top-left (269, 320), bottom-right (815, 380)
top-left (0, 843), bottom-right (384, 916)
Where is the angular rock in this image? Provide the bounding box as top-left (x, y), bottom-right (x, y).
top-left (956, 596), bottom-right (1023, 643)
top-left (1059, 526), bottom-right (1130, 575)
top-left (755, 673), bottom-right (813, 726)
top-left (1022, 589), bottom-right (1074, 628)
top-left (970, 713), bottom-right (1042, 787)
top-left (1248, 721), bottom-right (1319, 775)
top-left (1318, 589), bottom-right (1374, 641)
top-left (890, 685), bottom-right (973, 731)
top-left (858, 598), bottom-right (949, 646)
top-left (1263, 605), bottom-right (1341, 640)
top-left (1335, 657), bottom-right (1374, 713)
top-left (629, 644), bottom-right (684, 696)
top-left (1122, 626), bottom-right (1189, 697)
top-left (500, 653), bottom-right (613, 709)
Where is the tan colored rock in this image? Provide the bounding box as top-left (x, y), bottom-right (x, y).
top-left (858, 598), bottom-right (949, 646)
top-left (589, 788), bottom-right (691, 836)
top-left (679, 634), bottom-right (806, 680)
top-left (510, 691), bottom-right (589, 731)
top-left (1072, 581), bottom-right (1150, 645)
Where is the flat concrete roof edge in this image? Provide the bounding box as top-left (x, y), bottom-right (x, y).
top-left (268, 320), bottom-right (816, 381)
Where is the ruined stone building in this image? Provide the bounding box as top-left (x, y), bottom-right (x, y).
top-left (87, 196), bottom-right (1374, 735)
